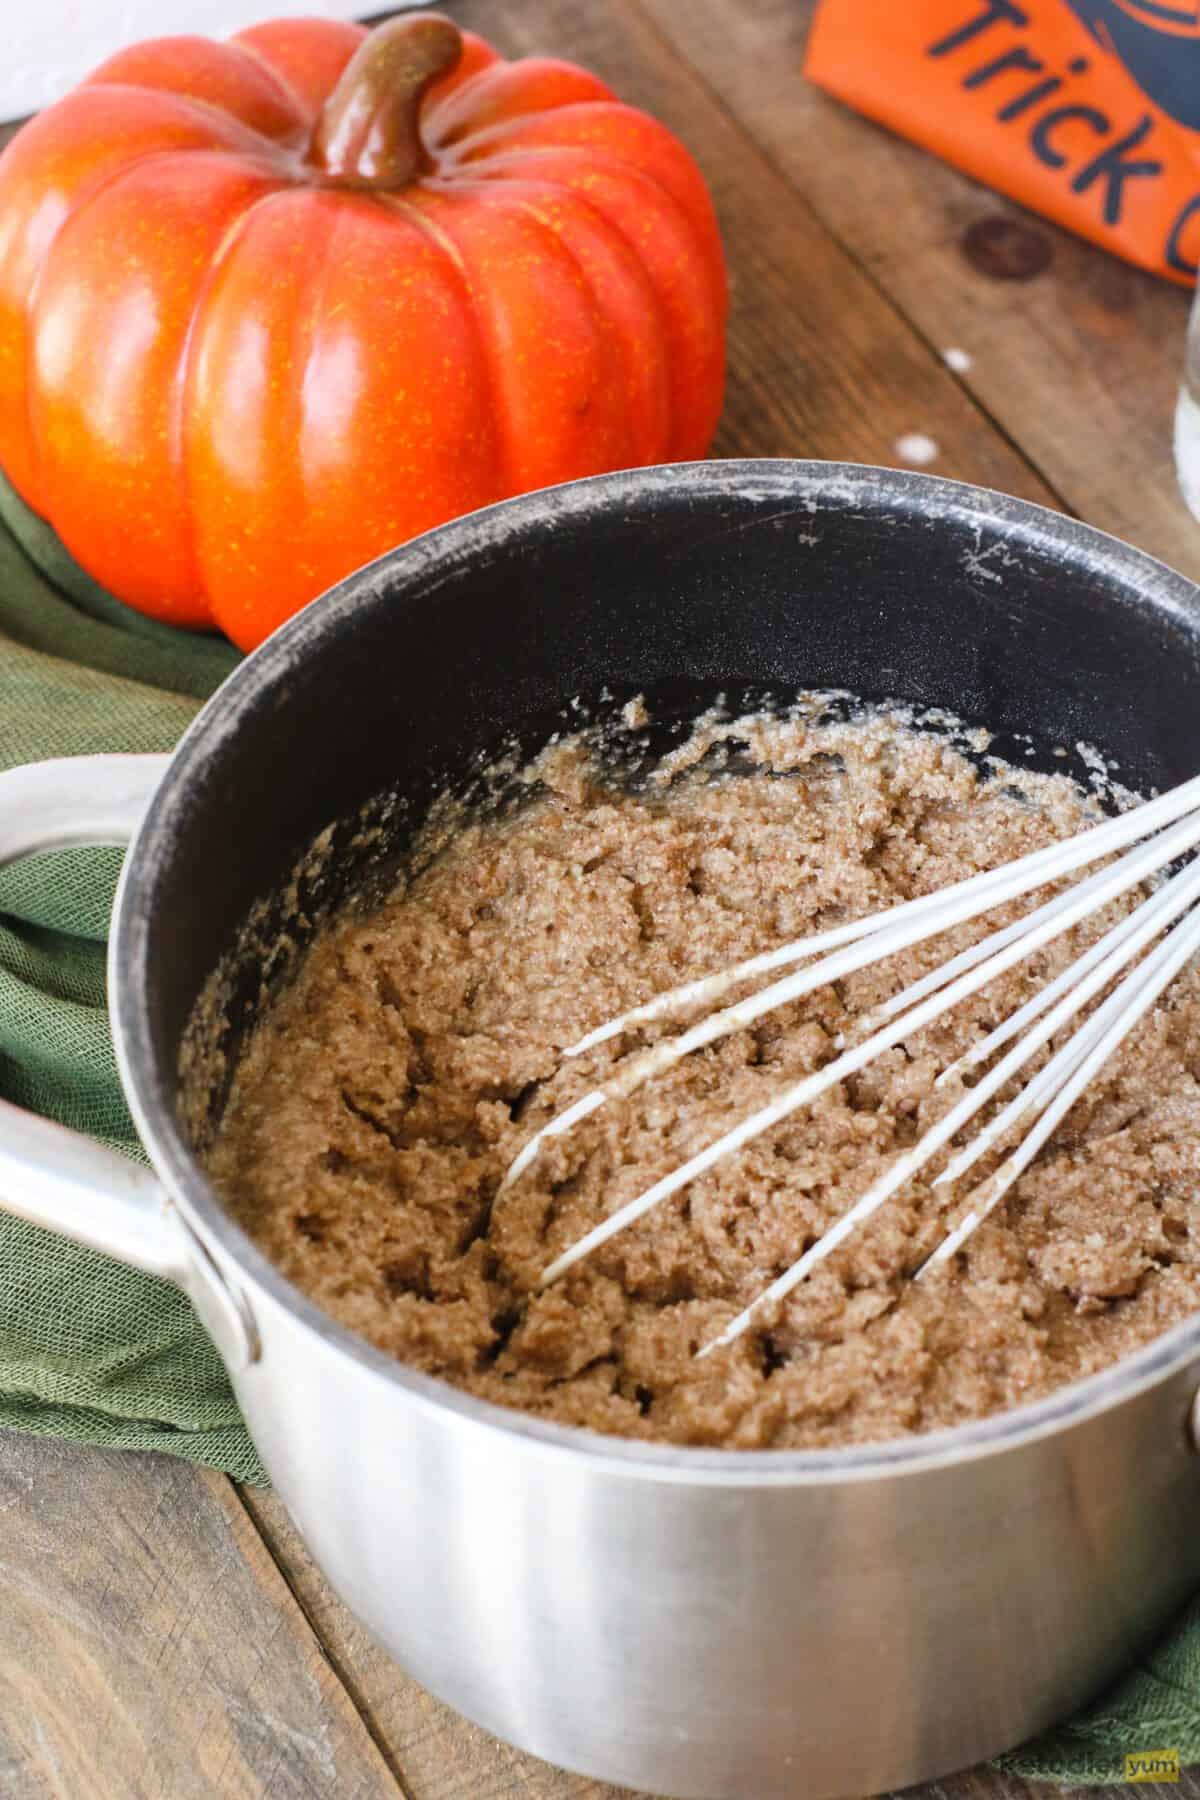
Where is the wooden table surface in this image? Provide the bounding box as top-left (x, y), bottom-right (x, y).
top-left (3, 1), bottom-right (1200, 1795)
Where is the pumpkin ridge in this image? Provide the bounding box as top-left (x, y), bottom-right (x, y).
top-left (503, 188), bottom-right (636, 465)
top-left (447, 99), bottom-right (621, 163)
top-left (84, 34), bottom-right (308, 143)
top-left (422, 67), bottom-right (496, 154)
top-left (481, 143), bottom-right (724, 455)
top-left (383, 190), bottom-right (512, 494)
top-left (186, 190), bottom-right (343, 646)
top-left (230, 18), bottom-right (367, 126)
top-left (489, 181), bottom-right (673, 467)
top-left (418, 29), bottom-right (511, 144)
top-left (420, 184), bottom-right (635, 483)
top-left (83, 79), bottom-right (301, 153)
top-left (420, 37), bottom-right (564, 145)
top-left (455, 137), bottom-right (717, 225)
top-left (214, 38), bottom-right (314, 133)
top-left (457, 141), bottom-right (723, 290)
top-left (0, 78), bottom-right (271, 510)
top-left (175, 183), bottom-right (294, 626)
top-left (430, 60), bottom-right (613, 150)
top-left (447, 151), bottom-right (725, 458)
top-left (21, 144), bottom-right (251, 525)
top-left (259, 195), bottom-right (346, 639)
top-left (452, 103), bottom-right (724, 282)
top-left (29, 149), bottom-right (282, 612)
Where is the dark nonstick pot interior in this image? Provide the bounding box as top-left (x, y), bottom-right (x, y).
top-left (121, 461), bottom-right (1200, 1145)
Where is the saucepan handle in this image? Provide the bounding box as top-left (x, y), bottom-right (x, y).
top-left (0, 755), bottom-right (258, 1368)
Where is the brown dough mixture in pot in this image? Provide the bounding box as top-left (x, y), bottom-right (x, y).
top-left (204, 706), bottom-right (1200, 1449)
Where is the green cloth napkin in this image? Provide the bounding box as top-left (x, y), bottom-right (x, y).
top-left (1001, 1601), bottom-right (1200, 1782)
top-left (0, 470), bottom-right (261, 1482)
top-left (0, 470), bottom-right (1197, 1776)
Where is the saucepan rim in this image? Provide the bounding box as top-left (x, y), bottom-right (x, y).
top-left (111, 458), bottom-right (1200, 1486)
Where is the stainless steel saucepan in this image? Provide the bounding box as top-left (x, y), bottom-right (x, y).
top-left (2, 462), bottom-right (1199, 1800)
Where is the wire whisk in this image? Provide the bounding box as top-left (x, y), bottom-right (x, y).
top-left (498, 771), bottom-right (1200, 1358)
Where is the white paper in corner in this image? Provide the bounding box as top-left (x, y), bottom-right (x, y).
top-left (4, 1), bottom-right (376, 119)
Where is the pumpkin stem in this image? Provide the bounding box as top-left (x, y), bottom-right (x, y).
top-left (312, 12), bottom-right (463, 190)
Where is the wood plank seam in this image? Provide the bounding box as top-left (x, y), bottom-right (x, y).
top-left (229, 1480), bottom-right (420, 1800)
top-left (618, 0), bottom-right (1076, 517)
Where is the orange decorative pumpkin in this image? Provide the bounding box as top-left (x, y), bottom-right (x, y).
top-left (0, 13), bottom-right (726, 651)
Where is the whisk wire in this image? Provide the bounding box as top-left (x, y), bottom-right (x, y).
top-left (534, 808), bottom-right (1200, 1291)
top-left (507, 799), bottom-right (1200, 1197)
top-left (880, 859), bottom-right (1142, 1031)
top-left (918, 892), bottom-right (1200, 1278)
top-left (501, 773), bottom-right (1200, 1357)
top-left (563, 770), bottom-right (1200, 1060)
top-left (699, 853), bottom-right (1200, 1352)
top-left (934, 864), bottom-right (1200, 1183)
top-left (939, 863), bottom-right (1190, 1082)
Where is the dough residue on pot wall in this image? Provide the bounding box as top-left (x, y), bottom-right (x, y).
top-left (199, 701), bottom-right (1200, 1450)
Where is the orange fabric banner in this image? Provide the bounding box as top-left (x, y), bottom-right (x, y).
top-left (804, 0), bottom-right (1200, 284)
